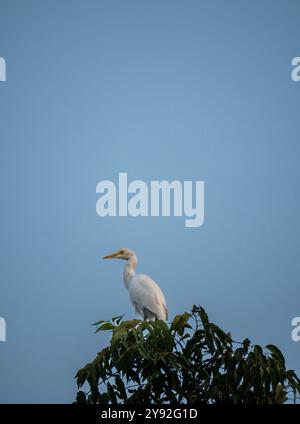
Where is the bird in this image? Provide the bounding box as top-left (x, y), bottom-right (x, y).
top-left (103, 248), bottom-right (168, 321)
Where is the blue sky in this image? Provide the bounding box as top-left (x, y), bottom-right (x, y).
top-left (0, 0), bottom-right (299, 402)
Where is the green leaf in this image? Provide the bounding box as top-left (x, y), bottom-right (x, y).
top-left (75, 368), bottom-right (88, 387)
top-left (242, 338), bottom-right (251, 354)
top-left (99, 392), bottom-right (109, 404)
top-left (253, 344), bottom-right (264, 364)
top-left (111, 320), bottom-right (140, 344)
top-left (115, 376), bottom-right (127, 400)
top-left (265, 345), bottom-right (286, 367)
top-left (75, 391), bottom-right (87, 404)
top-left (275, 384), bottom-right (288, 404)
top-left (170, 312), bottom-right (191, 335)
top-left (107, 382), bottom-right (117, 403)
top-left (112, 315), bottom-right (124, 325)
top-left (95, 322), bottom-right (116, 333)
top-left (92, 320), bottom-right (106, 326)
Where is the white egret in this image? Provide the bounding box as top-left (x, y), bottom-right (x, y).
top-left (103, 248), bottom-right (168, 321)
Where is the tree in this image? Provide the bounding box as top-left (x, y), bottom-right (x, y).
top-left (74, 306), bottom-right (300, 404)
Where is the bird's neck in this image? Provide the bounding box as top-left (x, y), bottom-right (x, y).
top-left (123, 255), bottom-right (137, 290)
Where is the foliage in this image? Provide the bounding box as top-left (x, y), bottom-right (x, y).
top-left (74, 306), bottom-right (300, 404)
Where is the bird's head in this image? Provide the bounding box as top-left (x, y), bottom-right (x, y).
top-left (103, 247), bottom-right (135, 261)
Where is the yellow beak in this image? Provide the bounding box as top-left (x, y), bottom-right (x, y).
top-left (103, 251), bottom-right (121, 260)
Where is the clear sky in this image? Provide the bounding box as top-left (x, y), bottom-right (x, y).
top-left (0, 0), bottom-right (299, 403)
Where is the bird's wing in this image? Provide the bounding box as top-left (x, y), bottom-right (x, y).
top-left (129, 274), bottom-right (167, 320)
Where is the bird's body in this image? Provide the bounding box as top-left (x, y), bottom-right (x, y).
top-left (103, 248), bottom-right (168, 321)
top-left (128, 274), bottom-right (168, 321)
